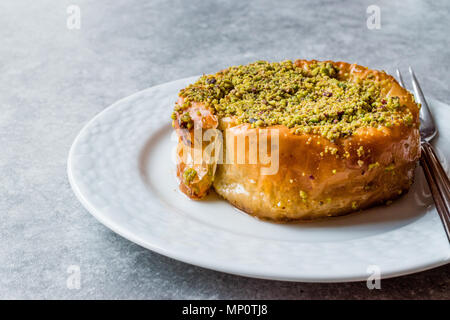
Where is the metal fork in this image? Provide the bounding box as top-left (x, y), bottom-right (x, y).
top-left (396, 67), bottom-right (450, 242)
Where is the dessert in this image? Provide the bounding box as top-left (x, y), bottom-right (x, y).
top-left (172, 60), bottom-right (421, 221)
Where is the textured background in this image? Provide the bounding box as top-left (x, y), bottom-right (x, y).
top-left (1, 0), bottom-right (449, 299)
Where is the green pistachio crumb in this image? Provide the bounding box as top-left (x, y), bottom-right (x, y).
top-left (183, 168), bottom-right (197, 185)
top-left (175, 60), bottom-right (415, 140)
top-left (368, 162), bottom-right (380, 170)
top-left (179, 113), bottom-right (194, 129)
top-left (357, 146), bottom-right (365, 157)
top-left (299, 190), bottom-right (308, 202)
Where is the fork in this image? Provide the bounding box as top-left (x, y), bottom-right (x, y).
top-left (396, 67), bottom-right (450, 242)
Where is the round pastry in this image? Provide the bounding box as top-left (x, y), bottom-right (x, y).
top-left (172, 60), bottom-right (420, 221)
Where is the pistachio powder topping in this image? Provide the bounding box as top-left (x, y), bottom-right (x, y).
top-left (174, 60), bottom-right (414, 140)
top-left (183, 168), bottom-right (197, 185)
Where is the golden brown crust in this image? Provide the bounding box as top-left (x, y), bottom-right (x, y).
top-left (173, 60), bottom-right (421, 221)
top-left (212, 123), bottom-right (419, 220)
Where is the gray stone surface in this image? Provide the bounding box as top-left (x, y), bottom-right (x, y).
top-left (1, 0), bottom-right (449, 299)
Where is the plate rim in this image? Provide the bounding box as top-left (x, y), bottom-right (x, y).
top-left (67, 76), bottom-right (450, 283)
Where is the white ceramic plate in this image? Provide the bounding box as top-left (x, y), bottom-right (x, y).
top-left (68, 76), bottom-right (450, 282)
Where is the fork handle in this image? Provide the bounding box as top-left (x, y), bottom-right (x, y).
top-left (420, 141), bottom-right (450, 242)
